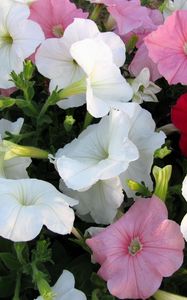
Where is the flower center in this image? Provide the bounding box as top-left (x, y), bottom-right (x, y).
top-left (128, 237), bottom-right (142, 256)
top-left (0, 33), bottom-right (13, 48)
top-left (52, 24), bottom-right (64, 38)
top-left (184, 42), bottom-right (187, 55)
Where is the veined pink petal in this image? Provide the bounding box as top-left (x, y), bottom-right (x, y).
top-left (144, 10), bottom-right (187, 84)
top-left (29, 0), bottom-right (88, 38)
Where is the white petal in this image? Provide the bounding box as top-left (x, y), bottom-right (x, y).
top-left (35, 270), bottom-right (87, 300)
top-left (181, 213), bottom-right (187, 241)
top-left (86, 78), bottom-right (110, 118)
top-left (36, 38), bottom-right (84, 88)
top-left (70, 38), bottom-right (113, 75)
top-left (4, 157), bottom-right (31, 179)
top-left (11, 19), bottom-right (44, 58)
top-left (100, 32), bottom-right (126, 67)
top-left (119, 104), bottom-right (166, 196)
top-left (57, 94), bottom-right (86, 109)
top-left (63, 18), bottom-right (99, 45)
top-left (91, 64), bottom-right (133, 102)
top-left (62, 178), bottom-right (124, 224)
top-left (0, 178), bottom-right (77, 241)
top-left (56, 111), bottom-right (138, 190)
top-left (182, 175), bottom-right (187, 201)
top-left (0, 117), bottom-right (23, 138)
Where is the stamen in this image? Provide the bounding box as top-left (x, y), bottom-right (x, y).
top-left (128, 237), bottom-right (142, 256)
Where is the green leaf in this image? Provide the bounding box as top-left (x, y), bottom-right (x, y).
top-left (91, 288), bottom-right (100, 300)
top-left (0, 253), bottom-right (21, 270)
top-left (0, 274), bottom-right (16, 298)
top-left (67, 254), bottom-right (94, 295)
top-left (91, 273), bottom-right (106, 288)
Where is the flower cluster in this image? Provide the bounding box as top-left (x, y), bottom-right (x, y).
top-left (0, 0), bottom-right (186, 299)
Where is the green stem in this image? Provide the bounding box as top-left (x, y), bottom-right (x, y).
top-left (83, 112), bottom-right (93, 130)
top-left (90, 4), bottom-right (102, 21)
top-left (72, 227), bottom-right (82, 240)
top-left (37, 100), bottom-right (51, 121)
top-left (23, 88), bottom-right (38, 116)
top-left (14, 242), bottom-right (27, 265)
top-left (13, 273), bottom-right (21, 300)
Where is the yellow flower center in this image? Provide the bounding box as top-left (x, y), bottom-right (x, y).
top-left (52, 24), bottom-right (64, 37)
top-left (128, 237), bottom-right (142, 256)
top-left (184, 42), bottom-right (187, 55)
top-left (0, 33), bottom-right (13, 48)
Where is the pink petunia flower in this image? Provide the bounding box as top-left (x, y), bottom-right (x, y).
top-left (122, 8), bottom-right (163, 47)
top-left (128, 8), bottom-right (163, 82)
top-left (86, 196), bottom-right (184, 299)
top-left (106, 0), bottom-right (153, 35)
top-left (129, 43), bottom-right (162, 82)
top-left (144, 10), bottom-right (187, 85)
top-left (29, 0), bottom-right (88, 38)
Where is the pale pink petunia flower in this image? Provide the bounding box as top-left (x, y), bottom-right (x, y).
top-left (105, 0), bottom-right (153, 35)
top-left (122, 8), bottom-right (163, 48)
top-left (29, 0), bottom-right (88, 38)
top-left (144, 10), bottom-right (187, 85)
top-left (127, 8), bottom-right (163, 82)
top-left (129, 43), bottom-right (162, 82)
top-left (86, 196), bottom-right (184, 299)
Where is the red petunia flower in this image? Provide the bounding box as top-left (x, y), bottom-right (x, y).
top-left (171, 93), bottom-right (187, 156)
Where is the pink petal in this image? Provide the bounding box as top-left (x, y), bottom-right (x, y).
top-left (30, 0), bottom-right (88, 38)
top-left (142, 220), bottom-right (184, 276)
top-left (129, 43), bottom-right (161, 82)
top-left (144, 10), bottom-right (187, 84)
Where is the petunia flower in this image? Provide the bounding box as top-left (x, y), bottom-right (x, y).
top-left (122, 7), bottom-right (163, 49)
top-left (14, 0), bottom-right (36, 4)
top-left (60, 177), bottom-right (124, 224)
top-left (29, 0), bottom-right (88, 39)
top-left (163, 0), bottom-right (187, 19)
top-left (130, 68), bottom-right (161, 104)
top-left (35, 270), bottom-right (87, 300)
top-left (0, 178), bottom-right (78, 241)
top-left (119, 103), bottom-right (165, 197)
top-left (180, 175), bottom-right (187, 241)
top-left (69, 38), bottom-right (132, 117)
top-left (144, 10), bottom-right (187, 85)
top-left (86, 196), bottom-right (184, 299)
top-left (171, 93), bottom-right (187, 157)
top-left (129, 43), bottom-right (162, 82)
top-left (55, 109), bottom-right (139, 191)
top-left (0, 0), bottom-right (44, 88)
top-left (0, 118), bottom-right (31, 179)
top-left (36, 18), bottom-right (126, 106)
top-left (89, 0), bottom-right (153, 36)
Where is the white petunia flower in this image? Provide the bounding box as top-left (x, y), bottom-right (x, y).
top-left (0, 178), bottom-right (78, 241)
top-left (163, 0), bottom-right (187, 18)
top-left (0, 0), bottom-right (44, 88)
top-left (55, 109), bottom-right (139, 191)
top-left (14, 0), bottom-right (36, 4)
top-left (35, 270), bottom-right (87, 300)
top-left (36, 18), bottom-right (127, 111)
top-left (130, 68), bottom-right (161, 104)
top-left (180, 175), bottom-right (187, 241)
top-left (60, 177), bottom-right (124, 224)
top-left (119, 103), bottom-right (166, 197)
top-left (69, 38), bottom-right (132, 117)
top-left (0, 118), bottom-right (31, 179)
